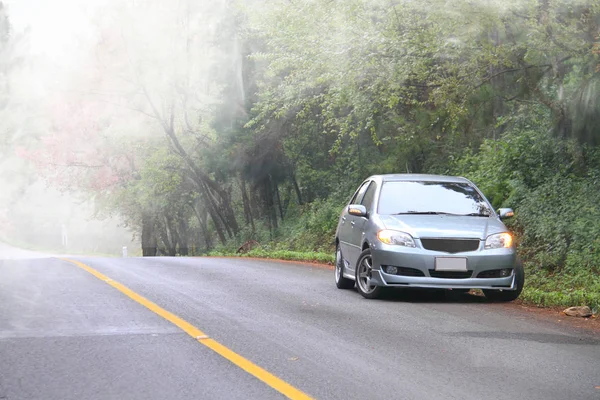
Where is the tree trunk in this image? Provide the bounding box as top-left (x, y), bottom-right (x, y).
top-left (291, 172), bottom-right (303, 205)
top-left (160, 215), bottom-right (177, 257)
top-left (263, 177), bottom-right (278, 231)
top-left (240, 177), bottom-right (255, 233)
top-left (274, 179), bottom-right (284, 221)
top-left (183, 173), bottom-right (227, 246)
top-left (164, 124), bottom-right (239, 237)
top-left (142, 96), bottom-right (240, 239)
top-left (191, 202), bottom-right (213, 252)
top-left (165, 214), bottom-right (181, 256)
top-left (281, 183), bottom-right (292, 217)
top-left (177, 211), bottom-right (189, 256)
top-left (141, 213), bottom-right (157, 256)
top-left (201, 181), bottom-right (232, 240)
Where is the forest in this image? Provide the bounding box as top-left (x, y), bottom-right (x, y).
top-left (0, 0), bottom-right (599, 309)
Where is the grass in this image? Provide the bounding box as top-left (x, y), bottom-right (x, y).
top-left (520, 264), bottom-right (600, 313)
top-left (207, 248), bottom-right (335, 264)
top-left (521, 288), bottom-right (600, 313)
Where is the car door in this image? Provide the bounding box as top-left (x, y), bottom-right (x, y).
top-left (348, 181), bottom-right (377, 269)
top-left (339, 181), bottom-right (370, 267)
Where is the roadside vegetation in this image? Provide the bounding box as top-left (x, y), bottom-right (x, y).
top-left (0, 1), bottom-right (598, 310)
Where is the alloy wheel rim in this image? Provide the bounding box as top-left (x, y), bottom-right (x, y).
top-left (335, 248), bottom-right (342, 283)
top-left (357, 255), bottom-right (376, 293)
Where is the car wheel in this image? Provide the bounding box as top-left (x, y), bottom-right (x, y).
top-left (335, 244), bottom-right (355, 289)
top-left (483, 260), bottom-right (525, 302)
top-left (355, 248), bottom-right (384, 299)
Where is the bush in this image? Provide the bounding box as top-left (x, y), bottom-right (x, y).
top-left (267, 197), bottom-right (345, 253)
top-left (452, 128), bottom-right (600, 309)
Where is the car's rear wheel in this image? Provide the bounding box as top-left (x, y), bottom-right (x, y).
top-left (335, 244), bottom-right (355, 289)
top-left (355, 249), bottom-right (384, 299)
top-left (483, 260), bottom-right (525, 302)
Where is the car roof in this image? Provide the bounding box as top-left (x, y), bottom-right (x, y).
top-left (369, 174), bottom-right (471, 183)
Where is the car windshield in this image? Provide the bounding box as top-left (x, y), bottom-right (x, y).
top-left (377, 181), bottom-right (493, 216)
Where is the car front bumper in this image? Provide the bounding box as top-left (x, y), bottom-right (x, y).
top-left (369, 242), bottom-right (518, 290)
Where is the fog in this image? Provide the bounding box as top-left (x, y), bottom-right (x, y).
top-left (0, 0), bottom-right (257, 255)
top-left (1, 0), bottom-right (597, 256)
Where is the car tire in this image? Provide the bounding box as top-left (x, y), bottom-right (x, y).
top-left (335, 244), bottom-right (355, 289)
top-left (355, 248), bottom-right (384, 299)
top-left (483, 260), bottom-right (525, 302)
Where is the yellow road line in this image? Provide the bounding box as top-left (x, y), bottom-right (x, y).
top-left (61, 258), bottom-right (313, 400)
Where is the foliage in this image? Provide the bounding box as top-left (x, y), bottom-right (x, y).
top-left (208, 196), bottom-right (345, 254)
top-left (451, 123), bottom-right (600, 309)
top-left (7, 0), bottom-right (600, 309)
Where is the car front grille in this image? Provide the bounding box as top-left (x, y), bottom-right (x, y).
top-left (397, 267), bottom-right (425, 277)
top-left (428, 270), bottom-right (473, 279)
top-left (421, 238), bottom-right (480, 253)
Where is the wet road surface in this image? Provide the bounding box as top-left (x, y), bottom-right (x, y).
top-left (0, 245), bottom-right (598, 399)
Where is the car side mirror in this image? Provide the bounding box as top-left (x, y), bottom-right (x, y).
top-left (348, 204), bottom-right (368, 218)
top-left (497, 208), bottom-right (514, 220)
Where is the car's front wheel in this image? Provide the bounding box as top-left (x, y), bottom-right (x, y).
top-left (483, 261), bottom-right (525, 302)
top-left (335, 244), bottom-right (355, 289)
top-left (355, 248), bottom-right (384, 299)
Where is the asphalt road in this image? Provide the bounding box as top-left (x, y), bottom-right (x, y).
top-left (1, 245), bottom-right (599, 400)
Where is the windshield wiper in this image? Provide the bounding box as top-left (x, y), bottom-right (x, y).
top-left (462, 213), bottom-right (491, 217)
top-left (393, 211), bottom-right (456, 215)
top-left (393, 211), bottom-right (491, 217)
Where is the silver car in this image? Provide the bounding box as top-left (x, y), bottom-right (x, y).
top-left (334, 174), bottom-right (524, 300)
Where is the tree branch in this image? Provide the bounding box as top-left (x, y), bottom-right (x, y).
top-left (49, 162), bottom-right (105, 169)
top-left (474, 64), bottom-right (552, 90)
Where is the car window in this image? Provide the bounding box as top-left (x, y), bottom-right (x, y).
top-left (360, 182), bottom-right (377, 212)
top-left (377, 181), bottom-right (492, 216)
top-left (349, 181), bottom-right (370, 205)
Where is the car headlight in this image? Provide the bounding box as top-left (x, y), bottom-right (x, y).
top-left (484, 232), bottom-right (513, 249)
top-left (377, 230), bottom-right (416, 247)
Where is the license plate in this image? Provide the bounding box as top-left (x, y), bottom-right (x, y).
top-left (435, 257), bottom-right (467, 271)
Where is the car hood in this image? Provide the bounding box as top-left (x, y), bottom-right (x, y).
top-left (378, 215), bottom-right (507, 239)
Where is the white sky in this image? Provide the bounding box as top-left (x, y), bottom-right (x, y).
top-left (4, 0), bottom-right (102, 61)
